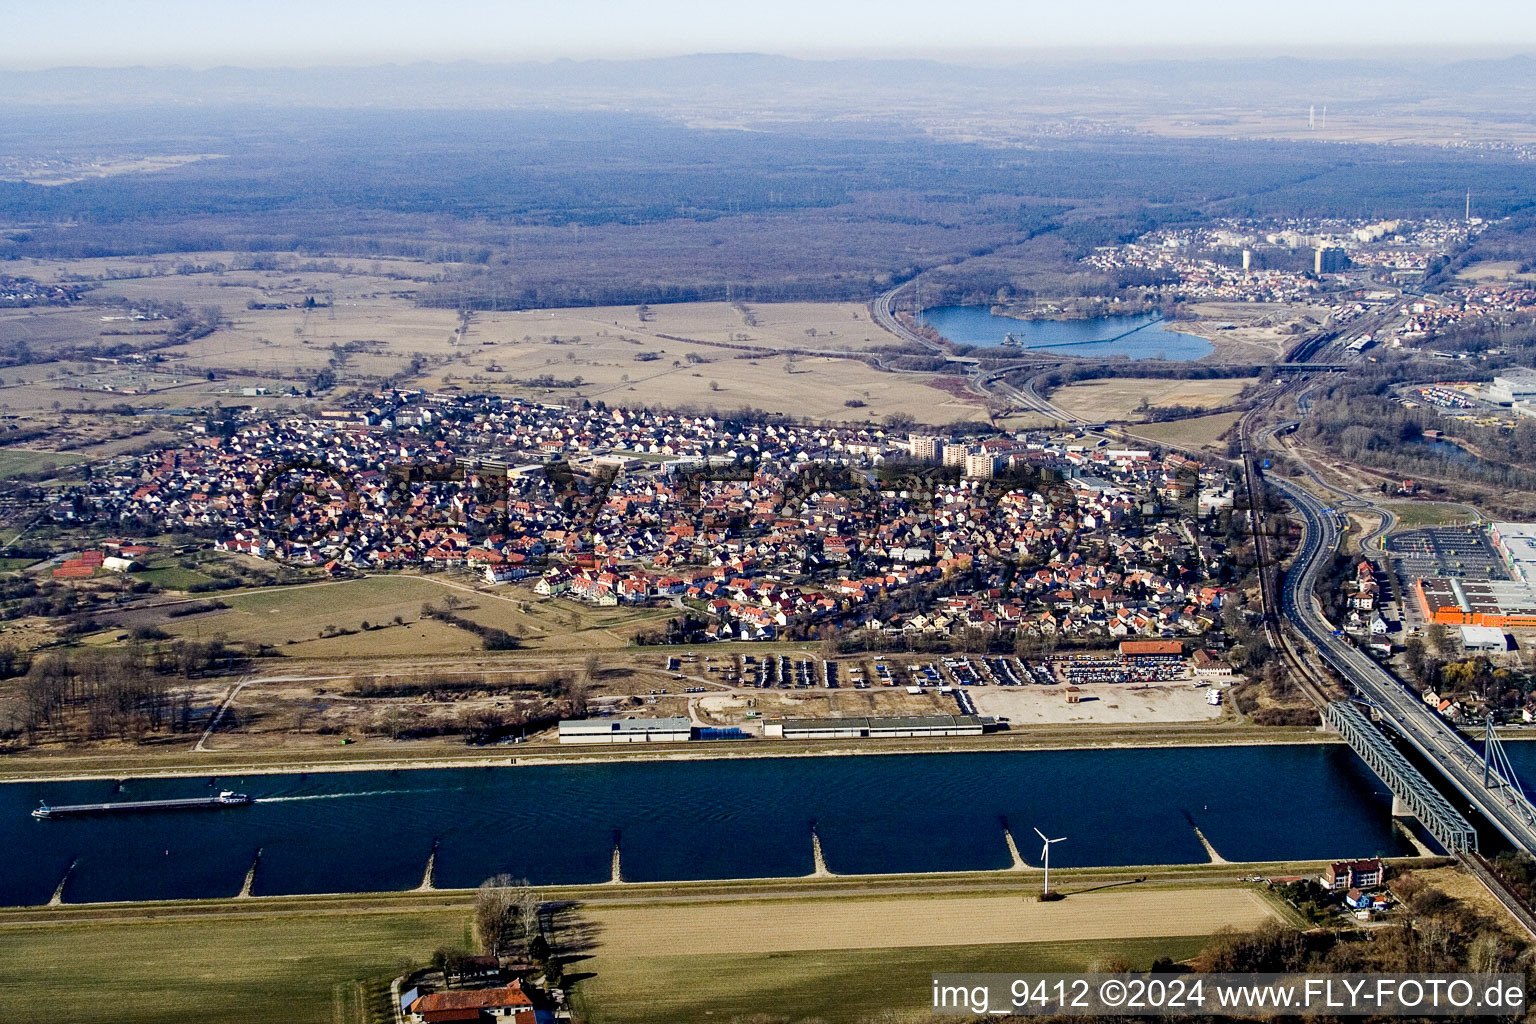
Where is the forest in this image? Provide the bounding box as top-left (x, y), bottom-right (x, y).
top-left (4, 106), bottom-right (1535, 309)
top-left (1297, 376), bottom-right (1536, 500)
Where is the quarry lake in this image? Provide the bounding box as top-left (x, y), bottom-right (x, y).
top-left (922, 306), bottom-right (1213, 360)
top-left (1, 744), bottom-right (1422, 906)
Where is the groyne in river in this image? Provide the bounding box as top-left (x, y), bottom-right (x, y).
top-left (1, 745), bottom-right (1424, 905)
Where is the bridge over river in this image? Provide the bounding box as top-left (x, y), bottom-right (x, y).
top-left (1265, 471), bottom-right (1536, 856)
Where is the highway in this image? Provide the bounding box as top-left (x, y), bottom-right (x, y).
top-left (870, 284), bottom-right (944, 354)
top-left (1270, 472), bottom-right (1536, 852)
top-left (876, 279), bottom-right (1536, 851)
top-left (882, 278), bottom-right (1536, 854)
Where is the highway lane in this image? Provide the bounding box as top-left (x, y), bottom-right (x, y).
top-left (878, 285), bottom-right (1529, 845)
top-left (871, 284), bottom-right (944, 354)
top-left (1270, 474), bottom-right (1536, 851)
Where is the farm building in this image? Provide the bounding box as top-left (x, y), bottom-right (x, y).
top-left (407, 980), bottom-right (534, 1023)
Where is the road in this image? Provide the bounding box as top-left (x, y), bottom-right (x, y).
top-left (870, 284), bottom-right (944, 354)
top-left (1271, 473), bottom-right (1536, 852)
top-left (1237, 300), bottom-right (1536, 851)
top-left (872, 282), bottom-right (1370, 427)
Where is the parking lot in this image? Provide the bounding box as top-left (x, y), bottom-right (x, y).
top-left (1386, 525), bottom-right (1508, 584)
top-left (1040, 653), bottom-right (1189, 686)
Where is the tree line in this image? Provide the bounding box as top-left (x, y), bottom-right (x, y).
top-left (1, 640), bottom-right (231, 745)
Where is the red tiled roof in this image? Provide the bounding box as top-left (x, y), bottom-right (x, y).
top-left (411, 983), bottom-right (531, 1015)
top-left (420, 1009), bottom-right (483, 1024)
top-left (1119, 640), bottom-right (1183, 655)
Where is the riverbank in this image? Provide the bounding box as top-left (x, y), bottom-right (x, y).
top-left (0, 721), bottom-right (1337, 784)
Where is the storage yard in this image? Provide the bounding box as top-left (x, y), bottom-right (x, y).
top-left (581, 649), bottom-right (1231, 738)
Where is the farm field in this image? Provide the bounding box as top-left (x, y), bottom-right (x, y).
top-left (580, 887), bottom-right (1277, 957)
top-left (574, 937), bottom-right (1210, 1024)
top-left (151, 574), bottom-right (675, 655)
top-left (0, 907), bottom-right (469, 1024)
top-left (0, 873), bottom-right (1282, 1024)
top-left (1454, 260), bottom-right (1536, 285)
top-left (1049, 376), bottom-right (1256, 423)
top-left (571, 887), bottom-right (1276, 1023)
top-left (430, 301), bottom-right (973, 421)
top-left (132, 564), bottom-right (218, 591)
top-left (1130, 411), bottom-right (1243, 451)
top-left (0, 448), bottom-right (84, 479)
top-left (1, 255), bottom-right (983, 425)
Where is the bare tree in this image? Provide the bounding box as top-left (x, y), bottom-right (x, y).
top-left (516, 886), bottom-right (542, 948)
top-left (473, 875), bottom-right (521, 957)
top-left (564, 677), bottom-right (590, 718)
top-left (819, 624), bottom-right (839, 660)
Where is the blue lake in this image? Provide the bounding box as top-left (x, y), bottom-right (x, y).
top-left (1, 744), bottom-right (1412, 905)
top-left (922, 306), bottom-right (1213, 360)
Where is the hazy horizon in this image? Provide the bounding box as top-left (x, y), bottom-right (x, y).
top-left (7, 47), bottom-right (1536, 73)
top-left (6, 0), bottom-right (1536, 70)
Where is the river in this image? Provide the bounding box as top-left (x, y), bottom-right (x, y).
top-left (2, 744), bottom-right (1415, 905)
top-left (921, 306), bottom-right (1212, 360)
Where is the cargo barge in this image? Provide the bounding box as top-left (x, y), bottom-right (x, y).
top-left (31, 790), bottom-right (251, 820)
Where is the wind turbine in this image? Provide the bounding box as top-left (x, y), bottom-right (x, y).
top-left (1035, 827), bottom-right (1067, 897)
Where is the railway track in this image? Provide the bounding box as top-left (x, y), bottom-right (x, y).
top-left (1462, 853), bottom-right (1536, 940)
top-left (1237, 395), bottom-right (1338, 711)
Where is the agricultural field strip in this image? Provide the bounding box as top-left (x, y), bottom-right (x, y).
top-left (584, 888), bottom-right (1282, 956)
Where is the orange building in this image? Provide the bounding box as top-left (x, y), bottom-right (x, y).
top-left (1415, 577), bottom-right (1536, 629)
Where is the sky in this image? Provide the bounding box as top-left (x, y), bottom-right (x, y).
top-left (5, 0), bottom-right (1535, 68)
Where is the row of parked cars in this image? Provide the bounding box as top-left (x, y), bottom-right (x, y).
top-left (1048, 654), bottom-right (1186, 686)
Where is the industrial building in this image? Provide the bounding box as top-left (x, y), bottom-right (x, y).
top-left (1491, 521), bottom-right (1536, 582)
top-left (1459, 625), bottom-right (1511, 652)
top-left (558, 717), bottom-right (693, 744)
top-left (765, 715), bottom-right (991, 739)
top-left (1487, 373), bottom-right (1536, 406)
top-left (1410, 522), bottom-right (1536, 628)
top-left (1414, 577), bottom-right (1536, 629)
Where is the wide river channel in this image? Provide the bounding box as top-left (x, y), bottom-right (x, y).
top-left (0, 744), bottom-right (1436, 905)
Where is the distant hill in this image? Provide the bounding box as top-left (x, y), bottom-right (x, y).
top-left (2, 53), bottom-right (1534, 142)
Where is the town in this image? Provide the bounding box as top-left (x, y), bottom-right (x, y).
top-left (58, 391), bottom-right (1243, 652)
top-left (10, 24), bottom-right (1536, 1024)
